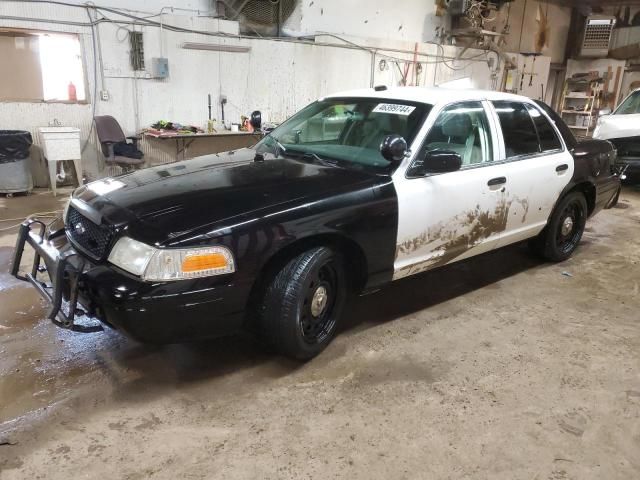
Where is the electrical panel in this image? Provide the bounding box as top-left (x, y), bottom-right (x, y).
top-left (129, 31), bottom-right (145, 71)
top-left (151, 57), bottom-right (169, 79)
top-left (580, 15), bottom-right (616, 58)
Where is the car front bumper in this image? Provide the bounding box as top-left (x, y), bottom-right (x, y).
top-left (11, 219), bottom-right (248, 343)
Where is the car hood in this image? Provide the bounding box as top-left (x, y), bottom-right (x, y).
top-left (74, 148), bottom-right (380, 244)
top-left (593, 113), bottom-right (640, 140)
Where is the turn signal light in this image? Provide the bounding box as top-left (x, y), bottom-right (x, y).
top-left (182, 253), bottom-right (228, 272)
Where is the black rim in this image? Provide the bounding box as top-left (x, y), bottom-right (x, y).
top-left (555, 200), bottom-right (585, 254)
top-left (299, 260), bottom-right (338, 344)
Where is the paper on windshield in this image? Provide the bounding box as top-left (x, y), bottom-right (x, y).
top-left (372, 103), bottom-right (416, 115)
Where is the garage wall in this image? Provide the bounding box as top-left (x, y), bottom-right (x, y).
top-left (492, 0), bottom-right (571, 64)
top-left (283, 0), bottom-right (449, 43)
top-left (285, 0), bottom-right (571, 64)
top-left (0, 0), bottom-right (519, 181)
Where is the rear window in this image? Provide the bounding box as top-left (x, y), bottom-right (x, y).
top-left (535, 100), bottom-right (576, 150)
top-left (492, 101), bottom-right (539, 158)
top-left (526, 104), bottom-right (562, 152)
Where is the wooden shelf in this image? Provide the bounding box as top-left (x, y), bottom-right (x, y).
top-left (560, 77), bottom-right (601, 137)
top-left (565, 93), bottom-right (593, 99)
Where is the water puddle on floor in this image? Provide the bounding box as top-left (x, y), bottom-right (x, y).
top-left (0, 246), bottom-right (110, 423)
top-left (0, 246), bottom-right (47, 326)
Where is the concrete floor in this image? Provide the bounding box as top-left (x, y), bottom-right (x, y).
top-left (0, 186), bottom-right (639, 479)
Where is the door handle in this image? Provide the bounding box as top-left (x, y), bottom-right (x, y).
top-left (487, 176), bottom-right (507, 186)
top-left (556, 164), bottom-right (569, 173)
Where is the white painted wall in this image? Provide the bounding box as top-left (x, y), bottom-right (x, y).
top-left (283, 0), bottom-right (448, 43)
top-left (0, 1), bottom-right (372, 180)
top-left (49, 0), bottom-right (214, 14)
top-left (286, 0), bottom-right (571, 64)
top-left (0, 0), bottom-right (552, 182)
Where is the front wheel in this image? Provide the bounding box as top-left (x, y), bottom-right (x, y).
top-left (529, 191), bottom-right (588, 262)
top-left (259, 246), bottom-right (347, 360)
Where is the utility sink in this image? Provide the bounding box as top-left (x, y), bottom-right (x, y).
top-left (38, 126), bottom-right (81, 134)
top-left (38, 126), bottom-right (81, 161)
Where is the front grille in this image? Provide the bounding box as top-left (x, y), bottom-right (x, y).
top-left (66, 206), bottom-right (114, 260)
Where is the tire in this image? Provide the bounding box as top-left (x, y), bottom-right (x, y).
top-left (529, 191), bottom-right (588, 262)
top-left (259, 246), bottom-right (347, 360)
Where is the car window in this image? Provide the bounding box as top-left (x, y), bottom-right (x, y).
top-left (492, 101), bottom-right (539, 158)
top-left (256, 98), bottom-right (431, 169)
top-left (422, 101), bottom-right (493, 167)
top-left (535, 100), bottom-right (577, 150)
top-left (526, 104), bottom-right (562, 152)
top-left (615, 90), bottom-right (640, 115)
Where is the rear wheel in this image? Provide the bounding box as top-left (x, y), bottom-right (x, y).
top-left (529, 191), bottom-right (588, 262)
top-left (259, 246), bottom-right (346, 360)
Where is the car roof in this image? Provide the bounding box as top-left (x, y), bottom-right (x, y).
top-left (323, 86), bottom-right (535, 107)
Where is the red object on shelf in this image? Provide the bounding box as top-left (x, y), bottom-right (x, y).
top-left (68, 81), bottom-right (77, 102)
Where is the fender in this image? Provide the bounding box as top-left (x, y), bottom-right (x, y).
top-left (555, 139), bottom-right (618, 218)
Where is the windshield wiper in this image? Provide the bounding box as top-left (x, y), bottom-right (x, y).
top-left (281, 148), bottom-right (338, 167)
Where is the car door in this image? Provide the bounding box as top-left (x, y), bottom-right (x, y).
top-left (488, 101), bottom-right (574, 249)
top-left (393, 100), bottom-right (511, 280)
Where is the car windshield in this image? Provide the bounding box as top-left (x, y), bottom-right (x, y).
top-left (615, 90), bottom-right (640, 115)
top-left (255, 97), bottom-right (431, 169)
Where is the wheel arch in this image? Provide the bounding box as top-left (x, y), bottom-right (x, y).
top-left (566, 181), bottom-right (596, 217)
top-left (245, 233), bottom-right (369, 318)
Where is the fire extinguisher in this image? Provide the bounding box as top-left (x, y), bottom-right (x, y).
top-left (68, 81), bottom-right (77, 102)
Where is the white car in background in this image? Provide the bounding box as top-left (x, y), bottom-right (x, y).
top-left (593, 88), bottom-right (640, 176)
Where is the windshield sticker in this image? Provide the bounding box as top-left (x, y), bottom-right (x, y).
top-left (372, 103), bottom-right (416, 115)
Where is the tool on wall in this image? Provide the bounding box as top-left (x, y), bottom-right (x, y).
top-left (519, 53), bottom-right (540, 92)
top-left (207, 94), bottom-right (217, 133)
top-left (220, 94), bottom-right (227, 128)
top-left (519, 56), bottom-right (527, 91)
top-left (529, 55), bottom-right (536, 87)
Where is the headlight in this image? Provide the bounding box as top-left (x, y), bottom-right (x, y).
top-left (108, 237), bottom-right (156, 276)
top-left (107, 236), bottom-right (235, 281)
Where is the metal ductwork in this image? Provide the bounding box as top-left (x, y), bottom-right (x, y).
top-left (219, 0), bottom-right (298, 36)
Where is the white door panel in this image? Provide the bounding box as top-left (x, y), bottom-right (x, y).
top-left (494, 151), bottom-right (573, 248)
top-left (392, 100), bottom-right (507, 280)
top-left (393, 165), bottom-right (509, 280)
top-left (391, 97), bottom-right (575, 281)
top-left (487, 100), bottom-right (575, 249)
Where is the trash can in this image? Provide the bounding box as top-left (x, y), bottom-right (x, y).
top-left (0, 130), bottom-right (33, 195)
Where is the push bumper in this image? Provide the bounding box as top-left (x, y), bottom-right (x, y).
top-left (11, 219), bottom-right (103, 333)
top-left (11, 219), bottom-right (249, 343)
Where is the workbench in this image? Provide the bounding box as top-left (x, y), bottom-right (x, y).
top-left (143, 130), bottom-right (262, 161)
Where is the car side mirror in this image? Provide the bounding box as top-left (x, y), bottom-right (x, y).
top-left (407, 150), bottom-right (462, 177)
top-left (380, 134), bottom-right (408, 163)
top-left (599, 108), bottom-right (612, 116)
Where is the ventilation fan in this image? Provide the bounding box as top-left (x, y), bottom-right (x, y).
top-left (580, 15), bottom-right (616, 58)
top-left (220, 0), bottom-right (297, 35)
